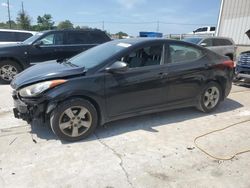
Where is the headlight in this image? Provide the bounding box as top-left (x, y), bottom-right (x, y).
top-left (19, 80), bottom-right (67, 97)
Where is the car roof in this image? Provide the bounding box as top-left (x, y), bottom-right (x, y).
top-left (185, 36), bottom-right (232, 40)
top-left (0, 29), bottom-right (37, 35)
top-left (43, 28), bottom-right (106, 33)
top-left (111, 38), bottom-right (174, 45)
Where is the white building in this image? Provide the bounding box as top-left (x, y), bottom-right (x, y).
top-left (216, 0), bottom-right (250, 52)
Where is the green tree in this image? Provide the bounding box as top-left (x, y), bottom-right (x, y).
top-left (37, 14), bottom-right (54, 30)
top-left (57, 20), bottom-right (74, 29)
top-left (16, 11), bottom-right (31, 30)
top-left (115, 31), bottom-right (128, 39)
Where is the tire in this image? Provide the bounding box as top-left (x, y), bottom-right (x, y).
top-left (0, 60), bottom-right (22, 84)
top-left (197, 82), bottom-right (222, 113)
top-left (50, 98), bottom-right (98, 142)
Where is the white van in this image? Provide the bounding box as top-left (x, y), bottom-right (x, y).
top-left (0, 29), bottom-right (37, 45)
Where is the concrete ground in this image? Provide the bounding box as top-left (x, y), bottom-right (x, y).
top-left (0, 84), bottom-right (250, 188)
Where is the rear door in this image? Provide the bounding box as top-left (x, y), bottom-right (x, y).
top-left (207, 38), bottom-right (234, 58)
top-left (28, 31), bottom-right (65, 63)
top-left (63, 31), bottom-right (93, 58)
top-left (63, 30), bottom-right (109, 58)
top-left (105, 42), bottom-right (169, 117)
top-left (165, 42), bottom-right (209, 103)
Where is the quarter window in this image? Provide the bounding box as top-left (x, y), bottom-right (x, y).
top-left (169, 44), bottom-right (203, 64)
top-left (16, 32), bottom-right (33, 41)
top-left (121, 45), bottom-right (164, 68)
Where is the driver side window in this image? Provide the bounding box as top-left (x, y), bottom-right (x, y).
top-left (38, 33), bottom-right (63, 45)
top-left (121, 44), bottom-right (164, 68)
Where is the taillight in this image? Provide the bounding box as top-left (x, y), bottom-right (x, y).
top-left (222, 60), bottom-right (234, 69)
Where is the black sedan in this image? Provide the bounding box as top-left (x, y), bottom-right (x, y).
top-left (11, 38), bottom-right (234, 141)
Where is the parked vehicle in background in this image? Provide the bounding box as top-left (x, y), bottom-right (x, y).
top-left (139, 32), bottom-right (163, 38)
top-left (0, 29), bottom-right (111, 84)
top-left (235, 51), bottom-right (250, 81)
top-left (0, 29), bottom-right (37, 45)
top-left (235, 30), bottom-right (250, 82)
top-left (188, 26), bottom-right (216, 35)
top-left (11, 38), bottom-right (234, 141)
top-left (183, 37), bottom-right (236, 61)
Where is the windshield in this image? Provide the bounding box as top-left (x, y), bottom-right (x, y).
top-left (68, 41), bottom-right (129, 69)
top-left (182, 38), bottom-right (202, 44)
top-left (22, 32), bottom-right (43, 44)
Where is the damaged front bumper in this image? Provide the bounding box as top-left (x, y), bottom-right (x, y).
top-left (12, 90), bottom-right (46, 123)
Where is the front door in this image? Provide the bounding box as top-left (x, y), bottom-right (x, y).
top-left (105, 42), bottom-right (168, 117)
top-left (28, 32), bottom-right (65, 64)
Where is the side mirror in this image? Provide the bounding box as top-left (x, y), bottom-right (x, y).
top-left (200, 43), bottom-right (207, 47)
top-left (33, 40), bottom-right (43, 48)
top-left (105, 61), bottom-right (128, 73)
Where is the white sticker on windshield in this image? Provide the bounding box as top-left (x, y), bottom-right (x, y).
top-left (117, 43), bottom-right (131, 48)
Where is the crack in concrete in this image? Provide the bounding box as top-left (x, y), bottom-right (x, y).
top-left (94, 133), bottom-right (134, 188)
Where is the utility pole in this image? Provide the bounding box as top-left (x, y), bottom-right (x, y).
top-left (7, 0), bottom-right (11, 29)
top-left (156, 20), bottom-right (159, 32)
top-left (102, 21), bottom-right (105, 31)
top-left (21, 1), bottom-right (24, 14)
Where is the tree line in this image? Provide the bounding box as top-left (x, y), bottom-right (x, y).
top-left (0, 11), bottom-right (81, 31)
top-left (0, 10), bottom-right (129, 38)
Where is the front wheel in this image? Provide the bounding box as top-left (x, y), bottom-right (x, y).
top-left (0, 60), bottom-right (22, 84)
top-left (50, 98), bottom-right (98, 142)
top-left (197, 82), bottom-right (222, 113)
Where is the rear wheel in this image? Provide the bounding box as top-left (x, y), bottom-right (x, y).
top-left (197, 82), bottom-right (222, 113)
top-left (0, 60), bottom-right (22, 84)
top-left (50, 98), bottom-right (98, 142)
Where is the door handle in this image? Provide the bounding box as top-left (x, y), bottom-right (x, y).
top-left (158, 72), bottom-right (168, 79)
top-left (205, 63), bottom-right (213, 69)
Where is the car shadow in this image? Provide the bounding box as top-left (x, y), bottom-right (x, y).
top-left (30, 98), bottom-right (243, 143)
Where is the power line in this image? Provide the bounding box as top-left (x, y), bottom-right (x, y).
top-left (156, 20), bottom-right (159, 32)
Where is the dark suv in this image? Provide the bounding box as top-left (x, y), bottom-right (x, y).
top-left (0, 29), bottom-right (111, 83)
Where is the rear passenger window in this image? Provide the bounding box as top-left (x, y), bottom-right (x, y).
top-left (0, 31), bottom-right (16, 42)
top-left (66, 32), bottom-right (87, 44)
top-left (169, 44), bottom-right (203, 64)
top-left (213, 39), bottom-right (232, 46)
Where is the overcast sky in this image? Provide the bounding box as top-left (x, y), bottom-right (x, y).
top-left (0, 0), bottom-right (221, 36)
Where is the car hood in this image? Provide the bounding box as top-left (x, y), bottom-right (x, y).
top-left (11, 60), bottom-right (85, 90)
top-left (0, 43), bottom-right (28, 52)
top-left (0, 43), bottom-right (27, 48)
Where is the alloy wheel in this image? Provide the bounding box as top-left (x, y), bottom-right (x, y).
top-left (203, 86), bottom-right (220, 109)
top-left (59, 106), bottom-right (92, 137)
top-left (0, 65), bottom-right (18, 81)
